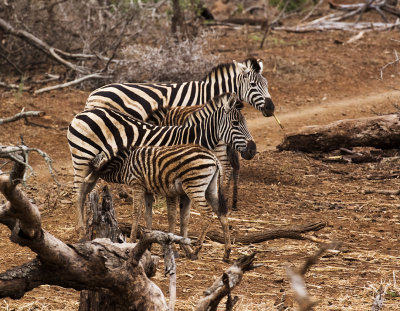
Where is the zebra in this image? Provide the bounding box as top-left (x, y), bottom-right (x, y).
top-left (86, 144), bottom-right (231, 261)
top-left (84, 58), bottom-right (275, 120)
top-left (67, 93), bottom-right (256, 230)
top-left (160, 105), bottom-right (241, 210)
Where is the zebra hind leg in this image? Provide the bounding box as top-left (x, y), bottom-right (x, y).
top-left (178, 194), bottom-right (195, 259)
top-left (206, 170), bottom-right (231, 262)
top-left (226, 144), bottom-right (240, 211)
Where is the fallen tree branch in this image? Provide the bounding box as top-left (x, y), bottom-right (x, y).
top-left (0, 109), bottom-right (45, 125)
top-left (196, 252), bottom-right (261, 311)
top-left (119, 221), bottom-right (326, 245)
top-left (0, 81), bottom-right (30, 91)
top-left (275, 20), bottom-right (400, 32)
top-left (286, 242), bottom-right (341, 311)
top-left (361, 189), bottom-right (400, 195)
top-left (34, 73), bottom-right (110, 94)
top-left (0, 145), bottom-right (59, 185)
top-left (277, 114), bottom-right (400, 153)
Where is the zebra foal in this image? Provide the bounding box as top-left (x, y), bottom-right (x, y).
top-left (161, 105), bottom-right (240, 210)
top-left (86, 144), bottom-right (230, 261)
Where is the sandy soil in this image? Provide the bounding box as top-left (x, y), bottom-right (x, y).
top-left (1, 15), bottom-right (400, 311)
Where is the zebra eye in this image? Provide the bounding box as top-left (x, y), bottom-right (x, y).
top-left (231, 120), bottom-right (239, 127)
top-left (250, 82), bottom-right (257, 87)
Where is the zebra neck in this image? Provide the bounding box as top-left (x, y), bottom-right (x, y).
top-left (203, 64), bottom-right (238, 99)
top-left (182, 117), bottom-right (220, 150)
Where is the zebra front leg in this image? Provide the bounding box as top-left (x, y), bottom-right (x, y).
top-left (130, 184), bottom-right (146, 242)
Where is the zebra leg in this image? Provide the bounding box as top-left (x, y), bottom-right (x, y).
top-left (206, 192), bottom-right (231, 263)
top-left (206, 169), bottom-right (231, 262)
top-left (166, 196), bottom-right (180, 257)
top-left (226, 144), bottom-right (240, 211)
top-left (144, 192), bottom-right (155, 230)
top-left (130, 184), bottom-right (145, 242)
top-left (179, 194), bottom-right (195, 259)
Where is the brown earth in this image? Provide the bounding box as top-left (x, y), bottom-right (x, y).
top-left (1, 20), bottom-right (400, 311)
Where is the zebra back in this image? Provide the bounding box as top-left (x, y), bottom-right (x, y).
top-left (93, 145), bottom-right (221, 198)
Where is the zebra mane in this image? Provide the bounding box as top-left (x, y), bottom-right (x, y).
top-left (202, 58), bottom-right (261, 81)
top-left (182, 93), bottom-right (242, 126)
top-left (244, 58), bottom-right (262, 73)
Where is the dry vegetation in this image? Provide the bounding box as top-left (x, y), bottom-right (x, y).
top-left (1, 0), bottom-right (400, 310)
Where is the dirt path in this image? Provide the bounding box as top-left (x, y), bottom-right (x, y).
top-left (248, 89), bottom-right (400, 151)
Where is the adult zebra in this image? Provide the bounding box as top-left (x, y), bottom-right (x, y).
top-left (68, 93), bottom-right (256, 230)
top-left (84, 58), bottom-right (275, 120)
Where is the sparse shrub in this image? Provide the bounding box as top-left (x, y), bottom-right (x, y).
top-left (116, 31), bottom-right (218, 83)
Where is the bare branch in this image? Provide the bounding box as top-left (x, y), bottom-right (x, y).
top-left (196, 253), bottom-right (260, 311)
top-left (34, 73), bottom-right (111, 94)
top-left (0, 110), bottom-right (45, 125)
top-left (0, 145), bottom-right (59, 185)
top-left (380, 49), bottom-right (400, 80)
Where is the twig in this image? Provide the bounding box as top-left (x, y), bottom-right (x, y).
top-left (361, 188), bottom-right (400, 195)
top-left (0, 109), bottom-right (45, 125)
top-left (260, 0), bottom-right (290, 49)
top-left (371, 285), bottom-right (385, 311)
top-left (286, 242), bottom-right (341, 311)
top-left (301, 0), bottom-right (324, 22)
top-left (380, 50), bottom-right (400, 80)
top-left (0, 81), bottom-right (30, 91)
top-left (34, 73), bottom-right (110, 94)
top-left (0, 145), bottom-right (59, 186)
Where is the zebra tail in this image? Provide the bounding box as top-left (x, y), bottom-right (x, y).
top-left (217, 159), bottom-right (228, 216)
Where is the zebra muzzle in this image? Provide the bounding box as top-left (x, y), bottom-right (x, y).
top-left (240, 140), bottom-right (257, 160)
top-left (262, 98), bottom-right (275, 117)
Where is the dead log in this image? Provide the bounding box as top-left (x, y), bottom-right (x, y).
top-left (205, 222), bottom-right (326, 244)
top-left (277, 114), bottom-right (400, 153)
top-left (119, 221), bottom-right (326, 245)
top-left (0, 160), bottom-right (185, 310)
top-left (79, 187), bottom-right (125, 311)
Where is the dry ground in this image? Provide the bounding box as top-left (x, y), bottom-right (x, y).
top-left (1, 19), bottom-right (400, 311)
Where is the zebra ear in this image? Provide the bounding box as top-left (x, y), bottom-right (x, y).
top-left (223, 92), bottom-right (238, 112)
top-left (257, 59), bottom-right (264, 73)
top-left (233, 60), bottom-right (250, 75)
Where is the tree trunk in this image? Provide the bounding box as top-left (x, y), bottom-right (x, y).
top-left (79, 186), bottom-right (124, 311)
top-left (277, 114), bottom-right (400, 152)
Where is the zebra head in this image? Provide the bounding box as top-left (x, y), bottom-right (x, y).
top-left (219, 93), bottom-right (256, 160)
top-left (234, 58), bottom-right (275, 117)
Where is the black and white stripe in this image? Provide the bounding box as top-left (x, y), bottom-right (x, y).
top-left (67, 93), bottom-right (256, 229)
top-left (85, 58), bottom-right (275, 122)
top-left (161, 105), bottom-right (241, 211)
top-left (87, 144), bottom-right (231, 260)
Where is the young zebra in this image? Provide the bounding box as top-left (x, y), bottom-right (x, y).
top-left (85, 58), bottom-right (275, 121)
top-left (160, 105), bottom-right (241, 210)
top-left (86, 144), bottom-right (231, 261)
top-left (68, 93), bottom-right (256, 230)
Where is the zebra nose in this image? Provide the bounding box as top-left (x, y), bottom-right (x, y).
top-left (263, 98), bottom-right (275, 117)
top-left (240, 140), bottom-right (257, 160)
